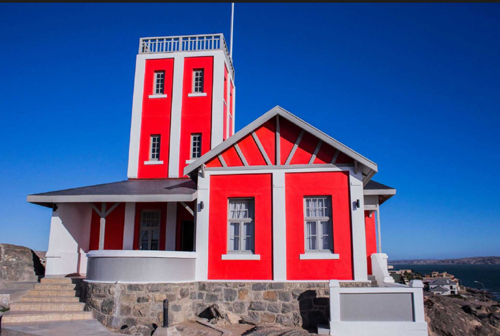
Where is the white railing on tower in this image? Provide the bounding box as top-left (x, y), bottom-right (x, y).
top-left (139, 34), bottom-right (234, 76)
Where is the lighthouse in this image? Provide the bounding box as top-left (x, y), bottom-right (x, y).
top-left (127, 35), bottom-right (235, 179)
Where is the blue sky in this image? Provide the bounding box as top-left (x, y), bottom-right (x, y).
top-left (0, 3), bottom-right (499, 259)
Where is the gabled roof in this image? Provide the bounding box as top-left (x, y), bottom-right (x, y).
top-left (430, 286), bottom-right (449, 293)
top-left (27, 179), bottom-right (197, 207)
top-left (429, 278), bottom-right (455, 286)
top-left (184, 106), bottom-right (378, 178)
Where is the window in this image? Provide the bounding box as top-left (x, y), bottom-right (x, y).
top-left (150, 135), bottom-right (161, 161)
top-left (140, 210), bottom-right (161, 250)
top-left (304, 196), bottom-right (333, 252)
top-left (193, 69), bottom-right (204, 93)
top-left (191, 133), bottom-right (202, 159)
top-left (228, 198), bottom-right (255, 253)
top-left (154, 71), bottom-right (165, 95)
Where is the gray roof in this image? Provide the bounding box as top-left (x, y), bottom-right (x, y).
top-left (429, 278), bottom-right (455, 286)
top-left (430, 286), bottom-right (449, 293)
top-left (364, 180), bottom-right (396, 204)
top-left (27, 179), bottom-right (197, 207)
top-left (184, 106), bottom-right (378, 178)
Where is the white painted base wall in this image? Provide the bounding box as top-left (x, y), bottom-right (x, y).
top-left (45, 203), bottom-right (91, 276)
top-left (326, 322), bottom-right (428, 336)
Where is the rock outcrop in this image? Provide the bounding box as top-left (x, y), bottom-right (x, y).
top-left (0, 244), bottom-right (44, 284)
top-left (425, 293), bottom-right (500, 336)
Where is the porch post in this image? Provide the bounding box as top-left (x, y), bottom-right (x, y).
top-left (166, 202), bottom-right (177, 251)
top-left (98, 203), bottom-right (107, 250)
top-left (376, 205), bottom-right (382, 253)
top-left (349, 168), bottom-right (368, 281)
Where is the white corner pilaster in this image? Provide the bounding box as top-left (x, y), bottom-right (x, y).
top-left (166, 202), bottom-right (178, 251)
top-left (168, 55), bottom-right (185, 178)
top-left (127, 55), bottom-right (146, 178)
top-left (211, 53), bottom-right (225, 148)
top-left (195, 170), bottom-right (210, 280)
top-left (231, 84), bottom-right (236, 136)
top-left (123, 202), bottom-right (136, 250)
top-left (272, 171), bottom-right (287, 281)
top-left (349, 169), bottom-right (368, 281)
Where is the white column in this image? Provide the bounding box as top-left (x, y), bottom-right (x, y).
top-left (410, 280), bottom-right (426, 323)
top-left (98, 218), bottom-right (106, 250)
top-left (166, 202), bottom-right (178, 251)
top-left (329, 280), bottom-right (341, 328)
top-left (231, 84), bottom-right (236, 136)
top-left (168, 55), bottom-right (185, 178)
top-left (376, 205), bottom-right (382, 253)
top-left (211, 53), bottom-right (225, 148)
top-left (127, 55), bottom-right (146, 178)
top-left (123, 202), bottom-right (136, 250)
top-left (349, 169), bottom-right (368, 281)
top-left (272, 171), bottom-right (287, 281)
top-left (195, 170), bottom-right (210, 280)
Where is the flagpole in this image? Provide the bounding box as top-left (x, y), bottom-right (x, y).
top-left (230, 3), bottom-right (234, 59)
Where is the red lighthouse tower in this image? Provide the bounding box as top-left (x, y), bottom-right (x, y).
top-left (127, 34), bottom-right (235, 179)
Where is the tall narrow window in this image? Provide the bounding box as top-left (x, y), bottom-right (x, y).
top-left (304, 196), bottom-right (333, 252)
top-left (150, 135), bottom-right (161, 161)
top-left (193, 69), bottom-right (204, 93)
top-left (154, 71), bottom-right (165, 95)
top-left (191, 133), bottom-right (202, 159)
top-left (228, 198), bottom-right (255, 253)
top-left (140, 210), bottom-right (161, 250)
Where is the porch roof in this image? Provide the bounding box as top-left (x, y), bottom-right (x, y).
top-left (364, 180), bottom-right (396, 205)
top-left (27, 179), bottom-right (197, 207)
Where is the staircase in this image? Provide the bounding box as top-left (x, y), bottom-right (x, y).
top-left (2, 277), bottom-right (93, 324)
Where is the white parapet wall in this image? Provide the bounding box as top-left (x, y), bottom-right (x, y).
top-left (45, 203), bottom-right (92, 276)
top-left (327, 280), bottom-right (428, 336)
top-left (371, 253), bottom-right (395, 287)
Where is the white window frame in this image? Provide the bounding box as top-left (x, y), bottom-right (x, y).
top-left (153, 71), bottom-right (165, 95)
top-left (192, 69), bottom-right (204, 93)
top-left (300, 196), bottom-right (339, 260)
top-left (149, 135), bottom-right (161, 161)
top-left (190, 133), bottom-right (202, 159)
top-left (139, 210), bottom-right (161, 251)
top-left (226, 198), bottom-right (255, 254)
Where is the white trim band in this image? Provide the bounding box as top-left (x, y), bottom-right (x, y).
top-left (87, 250), bottom-right (197, 259)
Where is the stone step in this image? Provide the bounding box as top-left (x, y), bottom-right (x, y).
top-left (2, 281), bottom-right (38, 290)
top-left (40, 277), bottom-right (75, 284)
top-left (2, 311), bottom-right (93, 324)
top-left (21, 296), bottom-right (80, 302)
top-left (10, 301), bottom-right (85, 312)
top-left (27, 289), bottom-right (78, 297)
top-left (34, 283), bottom-right (76, 291)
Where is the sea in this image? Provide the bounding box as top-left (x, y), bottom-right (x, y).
top-left (391, 264), bottom-right (500, 301)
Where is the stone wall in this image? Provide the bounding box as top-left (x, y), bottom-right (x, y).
top-left (83, 281), bottom-right (369, 334)
top-left (0, 244), bottom-right (44, 284)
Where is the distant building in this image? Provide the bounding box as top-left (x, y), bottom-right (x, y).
top-left (428, 278), bottom-right (459, 295)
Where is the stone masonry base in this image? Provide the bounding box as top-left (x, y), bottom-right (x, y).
top-left (83, 281), bottom-right (369, 334)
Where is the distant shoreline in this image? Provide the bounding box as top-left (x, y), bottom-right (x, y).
top-left (389, 256), bottom-right (500, 265)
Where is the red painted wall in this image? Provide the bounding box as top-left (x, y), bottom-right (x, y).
top-left (365, 211), bottom-right (377, 275)
top-left (223, 66), bottom-right (228, 141)
top-left (279, 118), bottom-right (301, 165)
top-left (237, 135), bottom-right (267, 166)
top-left (229, 82), bottom-right (234, 136)
top-left (290, 132), bottom-right (317, 165)
top-left (133, 203), bottom-right (167, 250)
top-left (208, 174), bottom-right (273, 280)
top-left (254, 119), bottom-right (276, 165)
top-left (89, 203), bottom-right (125, 250)
top-left (178, 57), bottom-right (214, 177)
top-left (137, 59), bottom-right (174, 178)
top-left (286, 172), bottom-right (353, 280)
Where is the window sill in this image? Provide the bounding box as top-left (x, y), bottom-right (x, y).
top-left (185, 159), bottom-right (197, 164)
top-left (188, 92), bottom-right (207, 97)
top-left (149, 94), bottom-right (167, 99)
top-left (144, 160), bottom-right (164, 165)
top-left (299, 252), bottom-right (339, 260)
top-left (221, 254), bottom-right (261, 261)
